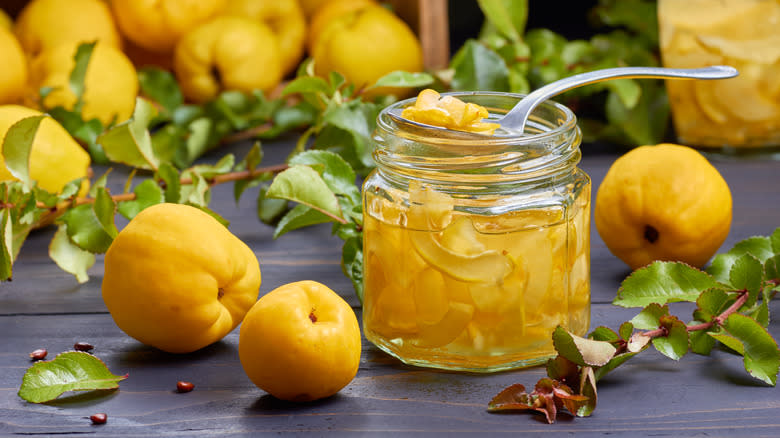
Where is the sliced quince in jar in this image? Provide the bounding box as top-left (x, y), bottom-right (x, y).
top-left (410, 229), bottom-right (513, 284)
top-left (697, 35), bottom-right (780, 65)
top-left (412, 301), bottom-right (474, 348)
top-left (439, 216), bottom-right (486, 256)
top-left (698, 72), bottom-right (778, 123)
top-left (401, 89), bottom-right (500, 135)
top-left (412, 268), bottom-right (450, 325)
top-left (374, 282), bottom-right (418, 335)
top-left (407, 181), bottom-right (453, 230)
top-left (469, 253), bottom-right (528, 314)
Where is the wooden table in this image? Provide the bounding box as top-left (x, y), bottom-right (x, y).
top-left (2, 140), bottom-right (779, 436)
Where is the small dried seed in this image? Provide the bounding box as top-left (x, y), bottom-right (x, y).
top-left (29, 349), bottom-right (47, 361)
top-left (89, 413), bottom-right (107, 425)
top-left (176, 381), bottom-right (194, 393)
top-left (73, 342), bottom-right (94, 352)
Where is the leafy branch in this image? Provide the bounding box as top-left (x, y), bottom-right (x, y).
top-left (488, 230), bottom-right (780, 423)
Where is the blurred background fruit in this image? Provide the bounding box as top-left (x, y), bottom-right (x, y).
top-left (312, 4), bottom-right (423, 97)
top-left (221, 0), bottom-right (306, 76)
top-left (0, 8), bottom-right (12, 30)
top-left (298, 0), bottom-right (329, 20)
top-left (306, 0), bottom-right (376, 52)
top-left (0, 105), bottom-right (90, 195)
top-left (110, 0), bottom-right (227, 54)
top-left (30, 42), bottom-right (138, 126)
top-left (174, 16), bottom-right (282, 103)
top-left (0, 27), bottom-right (27, 104)
top-left (14, 0), bottom-right (121, 59)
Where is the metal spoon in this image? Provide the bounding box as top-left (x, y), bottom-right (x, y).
top-left (390, 65), bottom-right (739, 136)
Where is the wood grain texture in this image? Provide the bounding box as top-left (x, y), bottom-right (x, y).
top-left (1, 140), bottom-right (780, 436)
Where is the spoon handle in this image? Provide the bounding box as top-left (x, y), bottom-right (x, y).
top-left (501, 65), bottom-right (739, 132)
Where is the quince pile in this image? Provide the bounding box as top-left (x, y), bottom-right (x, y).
top-left (0, 0), bottom-right (425, 192)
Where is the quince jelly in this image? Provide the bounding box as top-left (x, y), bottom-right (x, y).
top-left (362, 183), bottom-right (591, 372)
top-left (364, 91), bottom-right (590, 372)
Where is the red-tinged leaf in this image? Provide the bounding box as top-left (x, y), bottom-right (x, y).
top-left (487, 383), bottom-right (532, 411)
top-left (546, 355), bottom-right (579, 384)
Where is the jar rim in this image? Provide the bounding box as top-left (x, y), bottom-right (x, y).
top-left (377, 91), bottom-right (579, 146)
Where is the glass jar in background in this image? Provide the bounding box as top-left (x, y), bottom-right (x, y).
top-left (361, 93), bottom-right (591, 372)
top-left (658, 0), bottom-right (780, 158)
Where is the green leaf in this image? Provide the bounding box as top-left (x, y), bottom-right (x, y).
top-left (257, 185), bottom-right (289, 225)
top-left (708, 236), bottom-right (774, 283)
top-left (593, 352), bottom-right (639, 381)
top-left (2, 115), bottom-right (47, 187)
top-left (629, 303), bottom-right (669, 330)
top-left (749, 300), bottom-right (770, 328)
top-left (288, 150), bottom-right (360, 201)
top-left (695, 288), bottom-right (730, 321)
top-left (61, 203), bottom-right (115, 254)
top-left (282, 76), bottom-right (331, 97)
top-left (321, 103), bottom-right (380, 169)
top-left (179, 171), bottom-right (210, 207)
top-left (552, 326), bottom-right (617, 367)
top-left (341, 235), bottom-right (364, 303)
top-left (92, 188), bottom-right (118, 239)
top-left (273, 204), bottom-right (333, 239)
top-left (765, 254), bottom-right (780, 284)
top-left (450, 39), bottom-right (510, 92)
top-left (606, 79), bottom-right (641, 109)
top-left (117, 180), bottom-right (164, 220)
top-left (477, 0), bottom-right (526, 42)
top-left (138, 67), bottom-right (183, 115)
top-left (69, 42), bottom-right (96, 106)
top-left (619, 322), bottom-right (634, 341)
top-left (588, 326), bottom-right (620, 343)
top-left (186, 204), bottom-right (229, 228)
top-left (722, 313), bottom-right (780, 385)
top-left (614, 261), bottom-right (723, 307)
top-left (708, 332), bottom-right (745, 354)
top-left (604, 80), bottom-right (668, 146)
top-left (369, 71), bottom-right (434, 89)
top-left (0, 208), bottom-right (13, 281)
top-left (770, 227), bottom-right (780, 253)
top-left (18, 351), bottom-right (127, 403)
top-left (729, 254), bottom-right (764, 305)
top-left (577, 367), bottom-right (598, 417)
top-left (48, 225), bottom-right (95, 284)
top-left (156, 162), bottom-right (181, 203)
top-left (234, 143), bottom-right (266, 203)
top-left (98, 97), bottom-right (160, 170)
top-left (267, 166), bottom-right (343, 220)
top-left (175, 117), bottom-right (213, 168)
top-left (651, 315), bottom-right (689, 361)
top-left (689, 324), bottom-right (717, 355)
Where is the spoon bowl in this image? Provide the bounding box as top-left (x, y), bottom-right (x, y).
top-left (389, 65), bottom-right (739, 137)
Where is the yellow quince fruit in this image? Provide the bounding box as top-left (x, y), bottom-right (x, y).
top-left (595, 143), bottom-right (732, 270)
top-left (110, 0), bottom-right (227, 54)
top-left (299, 0), bottom-right (329, 19)
top-left (0, 27), bottom-right (28, 105)
top-left (102, 203), bottom-right (262, 354)
top-left (174, 16), bottom-right (282, 103)
top-left (14, 0), bottom-right (121, 59)
top-left (239, 280), bottom-right (361, 401)
top-left (30, 42), bottom-right (138, 126)
top-left (221, 0), bottom-right (306, 76)
top-left (312, 5), bottom-right (423, 98)
top-left (0, 105), bottom-right (90, 195)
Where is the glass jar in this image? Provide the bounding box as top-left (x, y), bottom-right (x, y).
top-left (658, 0), bottom-right (780, 158)
top-left (361, 92), bottom-right (591, 372)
